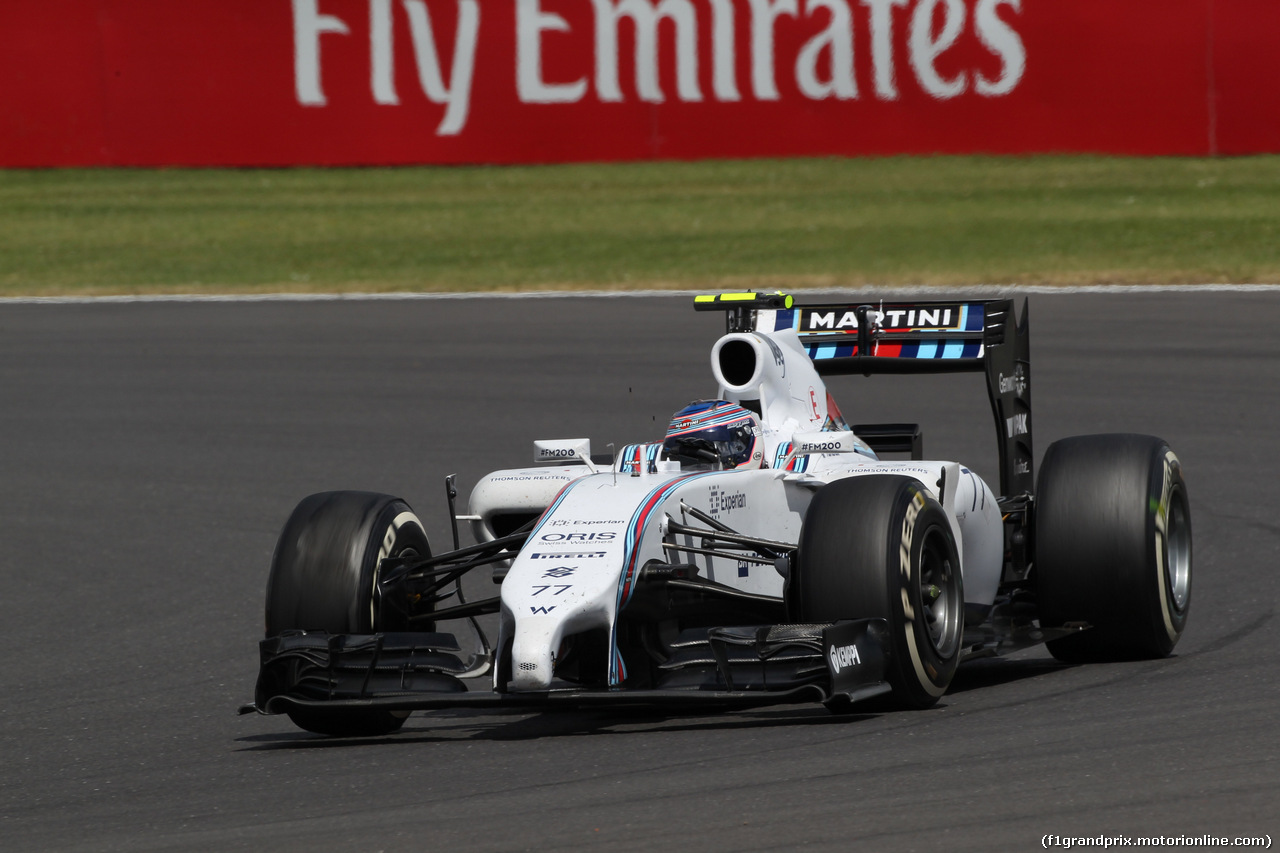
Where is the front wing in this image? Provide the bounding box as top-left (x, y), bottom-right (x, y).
top-left (243, 619), bottom-right (892, 716)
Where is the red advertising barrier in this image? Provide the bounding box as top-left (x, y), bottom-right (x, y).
top-left (1, 0), bottom-right (1276, 166)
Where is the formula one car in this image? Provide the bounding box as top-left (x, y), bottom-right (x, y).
top-left (244, 293), bottom-right (1192, 736)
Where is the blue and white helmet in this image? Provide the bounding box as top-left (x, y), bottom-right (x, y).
top-left (663, 400), bottom-right (763, 470)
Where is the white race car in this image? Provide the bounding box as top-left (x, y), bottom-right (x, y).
top-left (246, 293), bottom-right (1192, 737)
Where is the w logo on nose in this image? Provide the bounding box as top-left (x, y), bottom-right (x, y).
top-left (530, 606), bottom-right (556, 614)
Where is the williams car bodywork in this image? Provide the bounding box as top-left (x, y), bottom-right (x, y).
top-left (246, 293), bottom-right (1192, 735)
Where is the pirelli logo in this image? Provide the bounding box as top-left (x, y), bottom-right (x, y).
top-left (528, 551), bottom-right (606, 560)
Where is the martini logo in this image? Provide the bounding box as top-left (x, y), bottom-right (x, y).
top-left (802, 305), bottom-right (962, 332)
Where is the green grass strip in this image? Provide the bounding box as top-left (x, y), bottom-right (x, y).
top-left (1, 155), bottom-right (1277, 296)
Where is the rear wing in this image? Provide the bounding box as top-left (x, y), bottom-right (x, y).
top-left (695, 292), bottom-right (1033, 498)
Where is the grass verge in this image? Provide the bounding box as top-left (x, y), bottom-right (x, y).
top-left (1, 155), bottom-right (1277, 296)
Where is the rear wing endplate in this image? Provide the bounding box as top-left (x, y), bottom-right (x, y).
top-left (695, 292), bottom-right (1033, 497)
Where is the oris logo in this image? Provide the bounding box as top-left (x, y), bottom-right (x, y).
top-left (829, 644), bottom-right (862, 673)
top-left (539, 532), bottom-right (617, 542)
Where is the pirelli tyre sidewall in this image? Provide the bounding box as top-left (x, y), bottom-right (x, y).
top-left (265, 490), bottom-right (431, 736)
top-left (793, 475), bottom-right (963, 710)
top-left (1036, 434), bottom-right (1192, 662)
top-left (267, 491), bottom-right (431, 637)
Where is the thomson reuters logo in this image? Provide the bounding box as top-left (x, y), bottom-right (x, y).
top-left (829, 644), bottom-right (862, 673)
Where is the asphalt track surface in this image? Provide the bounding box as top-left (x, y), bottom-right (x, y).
top-left (1, 291), bottom-right (1276, 852)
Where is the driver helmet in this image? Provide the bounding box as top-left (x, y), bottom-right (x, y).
top-left (663, 400), bottom-right (763, 470)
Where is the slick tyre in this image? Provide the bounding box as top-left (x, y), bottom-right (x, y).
top-left (266, 491), bottom-right (432, 736)
top-left (792, 476), bottom-right (963, 710)
top-left (1036, 434), bottom-right (1192, 663)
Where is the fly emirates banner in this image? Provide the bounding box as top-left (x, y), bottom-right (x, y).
top-left (2, 0), bottom-right (1276, 165)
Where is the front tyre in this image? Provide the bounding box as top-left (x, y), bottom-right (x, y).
top-left (265, 490), bottom-right (432, 736)
top-left (1036, 434), bottom-right (1192, 662)
top-left (791, 476), bottom-right (964, 710)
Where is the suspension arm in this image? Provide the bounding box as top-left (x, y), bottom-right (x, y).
top-left (664, 518), bottom-right (797, 555)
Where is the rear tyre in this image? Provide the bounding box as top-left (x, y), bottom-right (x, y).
top-left (266, 490), bottom-right (431, 736)
top-left (791, 476), bottom-right (963, 710)
top-left (1036, 434), bottom-right (1191, 662)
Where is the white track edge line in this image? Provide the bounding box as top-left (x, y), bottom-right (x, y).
top-left (2, 283), bottom-right (1278, 305)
